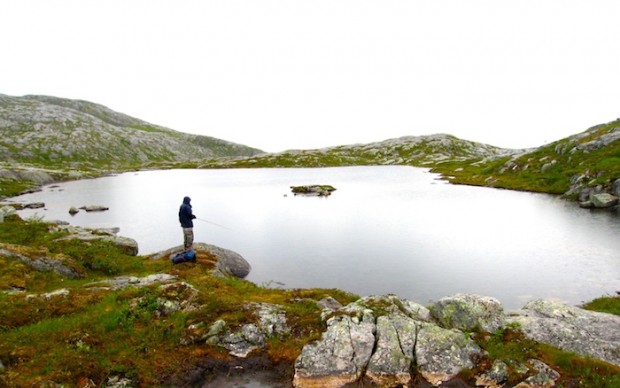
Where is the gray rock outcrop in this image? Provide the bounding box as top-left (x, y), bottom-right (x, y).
top-left (293, 294), bottom-right (620, 387)
top-left (183, 303), bottom-right (290, 358)
top-left (293, 295), bottom-right (484, 387)
top-left (93, 273), bottom-right (177, 290)
top-left (0, 245), bottom-right (83, 279)
top-left (294, 311), bottom-right (375, 387)
top-left (430, 293), bottom-right (505, 332)
top-left (510, 299), bottom-right (620, 367)
top-left (51, 224), bottom-right (139, 256)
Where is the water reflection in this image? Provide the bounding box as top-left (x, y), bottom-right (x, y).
top-left (12, 166), bottom-right (620, 310)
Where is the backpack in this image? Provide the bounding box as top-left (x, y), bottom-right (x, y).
top-left (171, 250), bottom-right (196, 264)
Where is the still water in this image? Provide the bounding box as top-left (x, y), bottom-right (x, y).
top-left (12, 166), bottom-right (620, 310)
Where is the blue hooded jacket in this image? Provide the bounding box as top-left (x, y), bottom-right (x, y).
top-left (179, 196), bottom-right (195, 228)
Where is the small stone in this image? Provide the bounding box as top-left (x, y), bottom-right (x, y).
top-left (24, 202), bottom-right (45, 209)
top-left (589, 193), bottom-right (619, 208)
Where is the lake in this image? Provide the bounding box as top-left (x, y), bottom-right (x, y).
top-left (11, 166), bottom-right (620, 310)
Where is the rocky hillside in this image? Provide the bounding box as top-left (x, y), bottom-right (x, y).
top-left (431, 119), bottom-right (620, 201)
top-left (0, 94), bottom-right (262, 169)
top-left (191, 133), bottom-right (515, 169)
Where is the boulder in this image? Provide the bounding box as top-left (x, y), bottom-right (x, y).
top-left (294, 312), bottom-right (375, 387)
top-left (68, 206), bottom-right (79, 215)
top-left (430, 293), bottom-right (505, 332)
top-left (589, 192), bottom-right (619, 208)
top-left (415, 322), bottom-right (483, 386)
top-left (510, 299), bottom-right (620, 366)
top-left (150, 243), bottom-right (251, 278)
top-left (366, 314), bottom-right (415, 386)
top-left (613, 179), bottom-right (620, 197)
top-left (205, 243), bottom-right (252, 278)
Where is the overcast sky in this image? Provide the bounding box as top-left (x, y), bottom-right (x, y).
top-left (3, 1), bottom-right (620, 152)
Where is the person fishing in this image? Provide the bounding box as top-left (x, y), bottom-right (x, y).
top-left (178, 196), bottom-right (197, 250)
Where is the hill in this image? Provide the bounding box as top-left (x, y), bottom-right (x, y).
top-left (190, 133), bottom-right (515, 168)
top-left (430, 119), bottom-right (620, 198)
top-left (0, 94), bottom-right (262, 169)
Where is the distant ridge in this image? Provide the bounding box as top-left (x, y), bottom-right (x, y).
top-left (0, 94), bottom-right (263, 169)
top-left (192, 133), bottom-right (516, 168)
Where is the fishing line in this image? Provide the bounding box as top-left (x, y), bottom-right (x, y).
top-left (195, 217), bottom-right (233, 231)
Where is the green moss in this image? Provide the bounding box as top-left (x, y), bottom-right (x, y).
top-left (0, 179), bottom-right (38, 198)
top-left (582, 296), bottom-right (620, 316)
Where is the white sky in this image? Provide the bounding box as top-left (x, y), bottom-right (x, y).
top-left (2, 1), bottom-right (620, 152)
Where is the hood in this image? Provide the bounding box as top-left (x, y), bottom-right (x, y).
top-left (183, 196), bottom-right (191, 205)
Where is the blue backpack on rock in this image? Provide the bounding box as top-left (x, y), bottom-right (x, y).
top-left (171, 250), bottom-right (196, 264)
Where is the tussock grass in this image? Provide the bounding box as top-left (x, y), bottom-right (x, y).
top-left (582, 295), bottom-right (620, 316)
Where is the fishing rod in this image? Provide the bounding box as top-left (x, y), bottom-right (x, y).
top-left (195, 217), bottom-right (233, 231)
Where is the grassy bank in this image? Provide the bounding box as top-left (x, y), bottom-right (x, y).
top-left (431, 121), bottom-right (620, 196)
